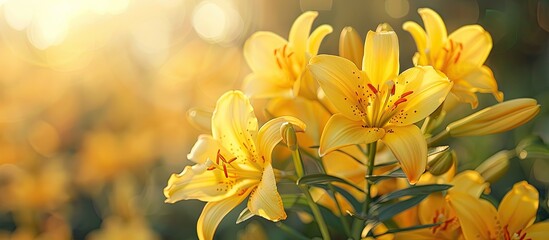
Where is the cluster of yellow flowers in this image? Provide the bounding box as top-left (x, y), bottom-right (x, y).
top-left (164, 8), bottom-right (545, 240)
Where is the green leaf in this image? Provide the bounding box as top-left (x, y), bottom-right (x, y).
top-left (374, 184), bottom-right (452, 204)
top-left (369, 195), bottom-right (428, 222)
top-left (298, 174), bottom-right (364, 193)
top-left (366, 169), bottom-right (407, 183)
top-left (281, 194), bottom-right (309, 209)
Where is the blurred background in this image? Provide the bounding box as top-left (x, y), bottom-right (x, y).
top-left (0, 0), bottom-right (547, 239)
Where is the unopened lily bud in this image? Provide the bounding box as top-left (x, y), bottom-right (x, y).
top-left (475, 150), bottom-right (511, 183)
top-left (339, 26), bottom-right (363, 67)
top-left (427, 147), bottom-right (456, 176)
top-left (186, 107), bottom-right (213, 132)
top-left (447, 98), bottom-right (540, 137)
top-left (280, 122), bottom-right (298, 151)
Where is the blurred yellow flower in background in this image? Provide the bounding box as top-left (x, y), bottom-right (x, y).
top-left (404, 8), bottom-right (504, 108)
top-left (243, 11), bottom-right (332, 99)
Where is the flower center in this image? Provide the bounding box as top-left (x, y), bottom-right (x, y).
top-left (503, 225), bottom-right (531, 240)
top-left (431, 207), bottom-right (456, 234)
top-left (274, 44), bottom-right (301, 83)
top-left (436, 39), bottom-right (463, 73)
top-left (352, 79), bottom-right (414, 127)
top-left (207, 149), bottom-right (237, 178)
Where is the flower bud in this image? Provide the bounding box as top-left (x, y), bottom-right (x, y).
top-left (339, 26), bottom-right (363, 67)
top-left (427, 146), bottom-right (456, 176)
top-left (447, 98), bottom-right (540, 137)
top-left (475, 150), bottom-right (511, 183)
top-left (186, 107), bottom-right (213, 132)
top-left (280, 122), bottom-right (298, 151)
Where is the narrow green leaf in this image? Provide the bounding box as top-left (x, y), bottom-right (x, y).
top-left (374, 184), bottom-right (452, 204)
top-left (369, 195), bottom-right (428, 222)
top-left (298, 174), bottom-right (364, 193)
top-left (366, 169), bottom-right (407, 183)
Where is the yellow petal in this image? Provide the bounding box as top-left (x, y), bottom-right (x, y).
top-left (244, 31), bottom-right (287, 73)
top-left (212, 91), bottom-right (259, 166)
top-left (447, 98), bottom-right (541, 137)
top-left (381, 125), bottom-right (426, 184)
top-left (447, 25), bottom-right (492, 72)
top-left (187, 135), bottom-right (232, 164)
top-left (308, 55), bottom-right (369, 121)
top-left (447, 191), bottom-right (500, 240)
top-left (339, 26), bottom-right (364, 67)
top-left (418, 8), bottom-right (447, 60)
top-left (524, 222), bottom-right (549, 240)
top-left (363, 28), bottom-right (399, 86)
top-left (289, 11), bottom-right (318, 62)
top-left (296, 68), bottom-right (319, 100)
top-left (394, 228), bottom-right (438, 240)
top-left (197, 188), bottom-right (252, 240)
top-left (308, 24), bottom-right (333, 56)
top-left (392, 66), bottom-right (452, 125)
top-left (187, 107), bottom-right (213, 132)
top-left (402, 21), bottom-right (428, 63)
top-left (450, 86), bottom-right (479, 109)
top-left (319, 114), bottom-right (385, 156)
top-left (257, 116), bottom-right (306, 164)
top-left (498, 181), bottom-right (539, 236)
top-left (242, 73), bottom-right (294, 99)
top-left (164, 163), bottom-right (257, 203)
top-left (459, 65), bottom-right (504, 102)
top-left (448, 170), bottom-right (488, 198)
top-left (247, 164), bottom-right (287, 221)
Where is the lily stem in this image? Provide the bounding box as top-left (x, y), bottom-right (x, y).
top-left (428, 129), bottom-right (450, 146)
top-left (291, 147), bottom-right (331, 240)
top-left (351, 141), bottom-right (377, 239)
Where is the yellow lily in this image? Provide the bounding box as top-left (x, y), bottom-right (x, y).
top-left (243, 11), bottom-right (332, 99)
top-left (395, 170), bottom-right (488, 239)
top-left (403, 8), bottom-right (503, 108)
top-left (448, 181), bottom-right (549, 240)
top-left (164, 90), bottom-right (306, 240)
top-left (308, 24), bottom-right (452, 183)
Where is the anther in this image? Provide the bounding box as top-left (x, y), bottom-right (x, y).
top-left (367, 83), bottom-right (378, 94)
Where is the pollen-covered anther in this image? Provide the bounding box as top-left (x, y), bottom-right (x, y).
top-left (367, 83), bottom-right (378, 94)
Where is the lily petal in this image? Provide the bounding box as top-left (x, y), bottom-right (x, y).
top-left (164, 163), bottom-right (257, 203)
top-left (363, 29), bottom-right (399, 86)
top-left (257, 116), bottom-right (306, 164)
top-left (197, 188), bottom-right (252, 240)
top-left (381, 125), bottom-right (426, 184)
top-left (448, 170), bottom-right (488, 198)
top-left (459, 65), bottom-right (503, 102)
top-left (418, 8), bottom-right (447, 61)
top-left (247, 164), bottom-right (287, 221)
top-left (242, 73), bottom-right (294, 99)
top-left (289, 11), bottom-right (318, 62)
top-left (498, 181), bottom-right (539, 236)
top-left (307, 24), bottom-right (333, 56)
top-left (339, 26), bottom-right (364, 67)
top-left (392, 66), bottom-right (452, 125)
top-left (309, 55), bottom-right (369, 121)
top-left (447, 191), bottom-right (500, 240)
top-left (319, 113), bottom-right (385, 156)
top-left (244, 32), bottom-right (287, 73)
top-left (402, 21), bottom-right (428, 65)
top-left (187, 135), bottom-right (233, 164)
top-left (447, 25), bottom-right (492, 73)
top-left (212, 91), bottom-right (259, 167)
top-left (524, 222), bottom-right (549, 240)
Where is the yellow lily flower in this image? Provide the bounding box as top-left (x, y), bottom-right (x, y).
top-left (395, 170), bottom-right (488, 240)
top-left (243, 11), bottom-right (332, 99)
top-left (403, 8), bottom-right (503, 108)
top-left (308, 24), bottom-right (452, 183)
top-left (448, 181), bottom-right (549, 240)
top-left (164, 90), bottom-right (306, 240)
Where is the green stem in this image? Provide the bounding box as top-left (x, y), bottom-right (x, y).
top-left (276, 222), bottom-right (309, 240)
top-left (291, 147), bottom-right (331, 240)
top-left (328, 184), bottom-right (352, 237)
top-left (428, 129), bottom-right (450, 146)
top-left (351, 141), bottom-right (377, 239)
